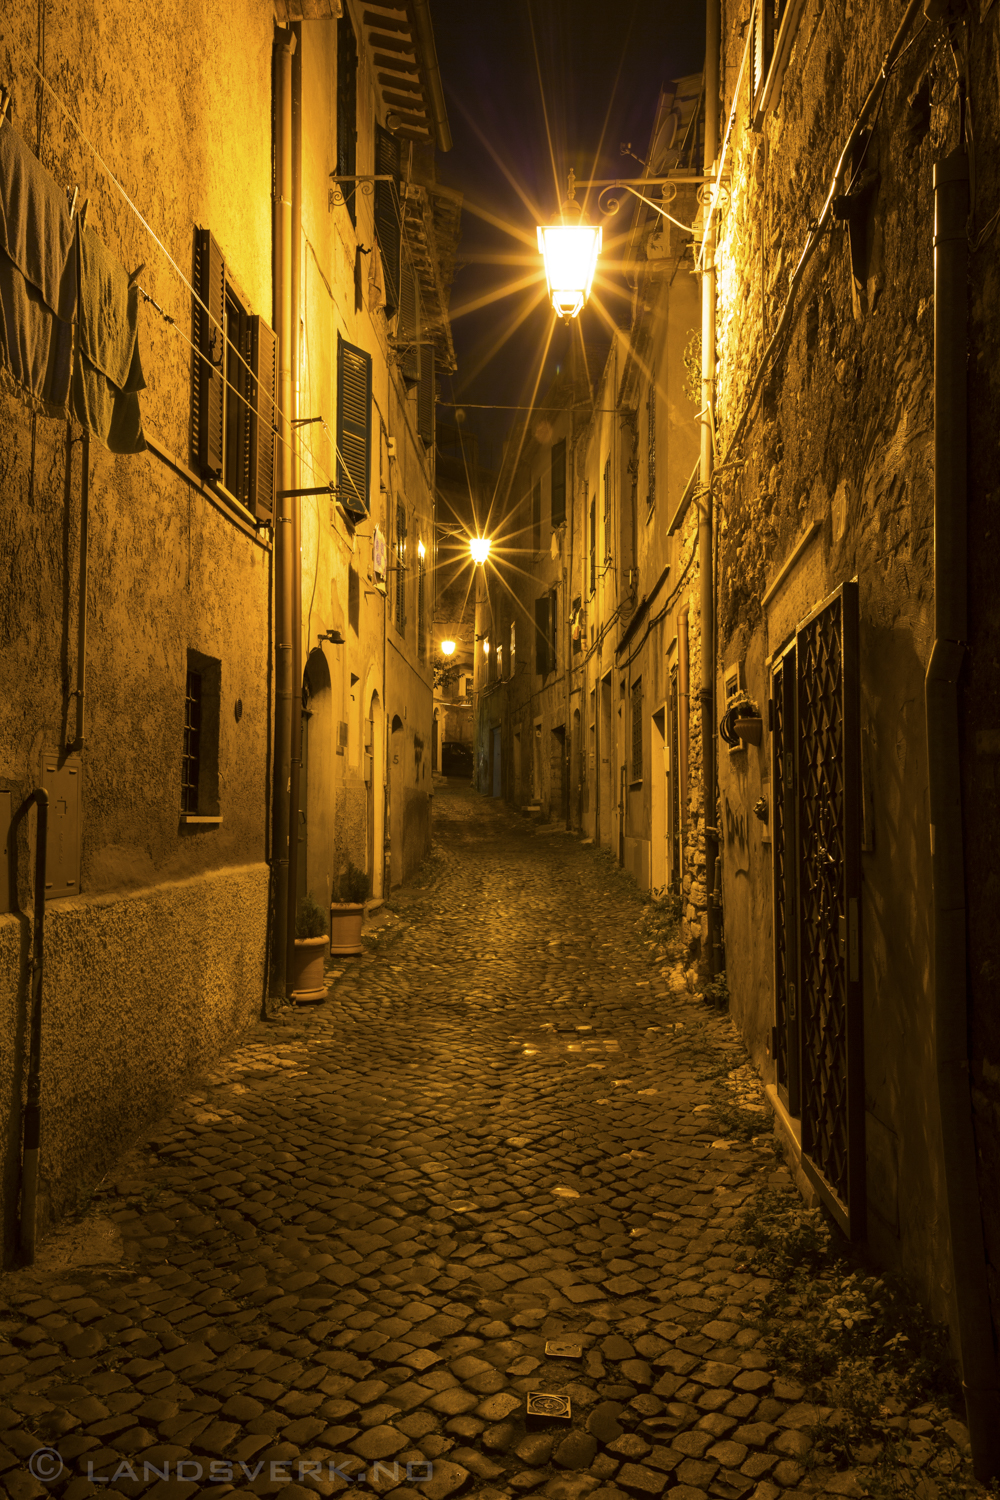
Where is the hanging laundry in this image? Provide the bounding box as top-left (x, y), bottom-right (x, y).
top-left (72, 222), bottom-right (146, 453)
top-left (0, 118), bottom-right (76, 412)
top-left (368, 237), bottom-right (386, 313)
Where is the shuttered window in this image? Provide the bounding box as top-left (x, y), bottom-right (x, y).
top-left (395, 501), bottom-right (406, 633)
top-left (589, 496), bottom-right (597, 595)
top-left (417, 551), bottom-right (426, 661)
top-left (417, 343), bottom-right (435, 448)
top-left (337, 13), bottom-right (358, 227)
top-left (193, 227), bottom-right (277, 524)
top-left (535, 595), bottom-right (555, 678)
top-left (374, 124), bottom-right (401, 319)
top-left (632, 677), bottom-right (643, 780)
top-left (337, 334), bottom-right (371, 518)
top-left (399, 264), bottom-right (421, 388)
top-left (551, 438), bottom-right (566, 528)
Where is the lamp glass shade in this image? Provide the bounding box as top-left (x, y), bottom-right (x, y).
top-left (537, 223), bottom-right (602, 320)
top-left (440, 639), bottom-right (456, 656)
top-left (469, 536), bottom-right (491, 564)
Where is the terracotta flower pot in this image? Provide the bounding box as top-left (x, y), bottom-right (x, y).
top-left (734, 716), bottom-right (763, 746)
top-left (330, 902), bottom-right (365, 956)
top-left (291, 935), bottom-right (328, 1001)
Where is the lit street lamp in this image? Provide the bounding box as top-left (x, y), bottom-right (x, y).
top-left (537, 169), bottom-right (602, 321)
top-left (440, 639), bottom-right (456, 656)
top-left (469, 536), bottom-right (491, 564)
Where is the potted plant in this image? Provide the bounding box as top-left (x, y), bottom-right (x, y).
top-left (292, 891), bottom-right (329, 1002)
top-left (330, 861), bottom-right (370, 956)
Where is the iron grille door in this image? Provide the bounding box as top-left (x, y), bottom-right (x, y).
top-left (795, 579), bottom-right (864, 1238)
top-left (771, 642), bottom-right (800, 1113)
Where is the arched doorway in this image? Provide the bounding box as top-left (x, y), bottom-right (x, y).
top-left (300, 648), bottom-right (334, 912)
top-left (389, 714), bottom-right (404, 890)
top-left (367, 690), bottom-right (385, 898)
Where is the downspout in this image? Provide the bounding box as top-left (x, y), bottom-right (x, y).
top-left (567, 438), bottom-right (573, 826)
top-left (678, 601), bottom-right (690, 857)
top-left (67, 430), bottom-right (89, 754)
top-left (19, 788), bottom-right (48, 1264)
top-left (700, 0), bottom-right (721, 974)
top-left (927, 146), bottom-right (1000, 1480)
top-left (285, 24), bottom-right (304, 995)
top-left (271, 26), bottom-right (295, 999)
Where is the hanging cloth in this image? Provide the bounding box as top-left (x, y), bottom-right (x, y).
top-left (72, 222), bottom-right (146, 453)
top-left (0, 118), bottom-right (76, 411)
top-left (368, 236), bottom-right (386, 313)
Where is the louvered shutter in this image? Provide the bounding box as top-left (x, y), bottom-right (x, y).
top-left (337, 334), bottom-right (371, 517)
top-left (417, 342), bottom-right (435, 448)
top-left (195, 228), bottom-right (226, 480)
top-left (400, 265), bottom-right (421, 388)
top-left (374, 125), bottom-right (401, 320)
top-left (249, 314), bottom-right (278, 524)
top-left (751, 0), bottom-right (775, 117)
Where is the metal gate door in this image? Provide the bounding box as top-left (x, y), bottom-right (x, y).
top-left (771, 581), bottom-right (864, 1239)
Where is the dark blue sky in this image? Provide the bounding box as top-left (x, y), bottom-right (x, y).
top-left (429, 0), bottom-right (706, 465)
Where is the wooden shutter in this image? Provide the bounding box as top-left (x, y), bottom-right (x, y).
top-left (337, 334), bottom-right (371, 517)
top-left (417, 342), bottom-right (435, 447)
top-left (535, 596), bottom-right (549, 677)
top-left (195, 228), bottom-right (226, 481)
top-left (751, 0), bottom-right (775, 120)
top-left (249, 314), bottom-right (278, 524)
top-left (551, 438), bottom-right (566, 527)
top-left (374, 125), bottom-right (401, 320)
top-left (337, 13), bottom-right (358, 226)
top-left (400, 265), bottom-right (420, 388)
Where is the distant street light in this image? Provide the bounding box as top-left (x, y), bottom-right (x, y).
top-left (537, 169), bottom-right (602, 321)
top-left (440, 639), bottom-right (456, 656)
top-left (469, 536), bottom-right (491, 564)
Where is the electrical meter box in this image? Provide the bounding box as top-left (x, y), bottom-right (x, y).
top-left (41, 752), bottom-right (83, 898)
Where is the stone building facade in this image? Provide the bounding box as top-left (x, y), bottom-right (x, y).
top-left (0, 0), bottom-right (456, 1257)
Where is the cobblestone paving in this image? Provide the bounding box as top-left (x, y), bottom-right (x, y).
top-left (0, 787), bottom-right (967, 1500)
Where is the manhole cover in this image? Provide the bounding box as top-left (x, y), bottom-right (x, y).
top-left (526, 1392), bottom-right (572, 1424)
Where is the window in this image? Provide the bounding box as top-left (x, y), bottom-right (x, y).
top-left (589, 496), bottom-right (597, 595)
top-left (373, 123), bottom-right (401, 318)
top-left (510, 620), bottom-right (516, 672)
top-left (532, 480), bottom-right (541, 553)
top-left (646, 370), bottom-right (656, 509)
top-left (603, 455), bottom-right (611, 559)
top-left (751, 0), bottom-right (803, 127)
top-left (395, 501), bottom-right (407, 634)
top-left (193, 229), bottom-right (276, 523)
top-left (497, 643), bottom-right (504, 680)
top-left (571, 594), bottom-right (582, 655)
top-left (181, 650), bottom-right (221, 818)
top-left (337, 12), bottom-right (358, 226)
top-left (337, 334), bottom-right (372, 518)
top-left (550, 589), bottom-right (558, 674)
top-left (399, 264), bottom-right (421, 388)
top-left (465, 674), bottom-right (473, 699)
top-left (417, 343), bottom-right (436, 448)
top-left (535, 595), bottom-right (551, 677)
top-left (417, 548), bottom-right (427, 661)
top-left (551, 438), bottom-right (566, 528)
top-left (631, 677), bottom-right (643, 781)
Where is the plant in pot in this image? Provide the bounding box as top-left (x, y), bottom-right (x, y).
top-left (330, 861), bottom-right (370, 956)
top-left (292, 891), bottom-right (329, 1002)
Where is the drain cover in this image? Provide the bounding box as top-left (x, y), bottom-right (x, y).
top-left (526, 1392), bottom-right (572, 1425)
top-left (544, 1340), bottom-right (583, 1359)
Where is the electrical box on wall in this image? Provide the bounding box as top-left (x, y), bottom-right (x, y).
top-left (41, 752), bottom-right (83, 897)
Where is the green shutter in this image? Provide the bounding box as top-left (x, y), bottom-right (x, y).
top-left (249, 314), bottom-right (277, 524)
top-left (374, 125), bottom-right (401, 320)
top-left (194, 228), bottom-right (225, 481)
top-left (337, 334), bottom-right (371, 517)
top-left (399, 264), bottom-right (421, 388)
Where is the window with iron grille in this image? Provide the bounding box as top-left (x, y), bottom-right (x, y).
top-left (182, 671), bottom-right (201, 813)
top-left (337, 12), bottom-right (358, 226)
top-left (395, 502), bottom-right (406, 634)
top-left (193, 229), bottom-right (277, 523)
top-left (646, 369), bottom-right (656, 509)
top-left (631, 678), bottom-right (643, 780)
top-left (417, 551), bottom-right (426, 661)
top-left (550, 438), bottom-right (566, 528)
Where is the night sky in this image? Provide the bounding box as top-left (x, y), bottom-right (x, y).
top-left (429, 0), bottom-right (706, 467)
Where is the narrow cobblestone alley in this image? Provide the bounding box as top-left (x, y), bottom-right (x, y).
top-left (0, 789), bottom-right (976, 1500)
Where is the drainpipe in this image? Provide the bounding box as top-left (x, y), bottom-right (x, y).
top-left (699, 0), bottom-right (720, 973)
top-left (271, 27), bottom-right (295, 999)
top-left (19, 788), bottom-right (48, 1264)
top-left (678, 601), bottom-right (690, 858)
top-left (284, 25), bottom-right (304, 997)
top-left (927, 146), bottom-right (1000, 1481)
top-left (67, 430), bottom-right (89, 754)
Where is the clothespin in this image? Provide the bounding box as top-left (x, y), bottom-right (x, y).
top-left (127, 262), bottom-right (146, 284)
top-left (67, 186), bottom-right (79, 220)
top-left (0, 87), bottom-right (11, 129)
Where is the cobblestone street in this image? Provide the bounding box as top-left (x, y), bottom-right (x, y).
top-left (0, 787), bottom-right (973, 1500)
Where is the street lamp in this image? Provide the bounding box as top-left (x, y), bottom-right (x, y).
top-left (469, 536), bottom-right (491, 564)
top-left (537, 170), bottom-right (602, 321)
top-left (440, 639), bottom-right (456, 656)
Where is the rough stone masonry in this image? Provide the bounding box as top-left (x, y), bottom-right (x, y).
top-left (0, 786), bottom-right (975, 1500)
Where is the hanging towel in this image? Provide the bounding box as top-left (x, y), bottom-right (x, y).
top-left (0, 119), bottom-right (76, 410)
top-left (368, 237), bottom-right (386, 313)
top-left (72, 223), bottom-right (146, 453)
